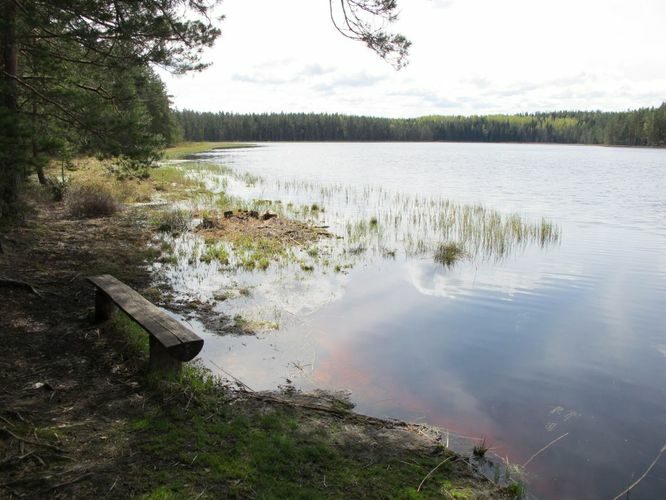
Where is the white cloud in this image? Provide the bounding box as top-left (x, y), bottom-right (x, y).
top-left (162, 0), bottom-right (666, 116)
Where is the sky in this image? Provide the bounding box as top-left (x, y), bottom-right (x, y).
top-left (161, 0), bottom-right (666, 118)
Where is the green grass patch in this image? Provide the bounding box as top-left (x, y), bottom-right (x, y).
top-left (107, 311), bottom-right (150, 358)
top-left (126, 392), bottom-right (481, 499)
top-left (162, 142), bottom-right (256, 160)
top-left (200, 244), bottom-right (230, 264)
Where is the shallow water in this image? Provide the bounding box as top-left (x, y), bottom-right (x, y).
top-left (159, 143), bottom-right (666, 499)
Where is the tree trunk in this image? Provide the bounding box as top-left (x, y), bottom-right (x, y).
top-left (32, 102), bottom-right (46, 185)
top-left (1, 0), bottom-right (20, 209)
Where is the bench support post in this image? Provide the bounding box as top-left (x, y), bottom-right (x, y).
top-left (95, 289), bottom-right (117, 323)
top-left (149, 335), bottom-right (182, 375)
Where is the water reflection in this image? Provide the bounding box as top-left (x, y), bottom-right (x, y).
top-left (155, 143), bottom-right (666, 499)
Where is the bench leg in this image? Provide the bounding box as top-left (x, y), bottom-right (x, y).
top-left (149, 336), bottom-right (181, 375)
top-left (94, 289), bottom-right (117, 323)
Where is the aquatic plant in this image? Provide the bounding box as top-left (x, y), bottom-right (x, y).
top-left (153, 209), bottom-right (191, 233)
top-left (200, 244), bottom-right (230, 264)
top-left (434, 242), bottom-right (466, 268)
top-left (473, 436), bottom-right (489, 458)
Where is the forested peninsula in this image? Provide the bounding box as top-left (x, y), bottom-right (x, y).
top-left (175, 105), bottom-right (666, 146)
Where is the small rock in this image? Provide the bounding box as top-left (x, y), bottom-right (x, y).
top-left (32, 382), bottom-right (54, 391)
top-left (200, 217), bottom-right (216, 229)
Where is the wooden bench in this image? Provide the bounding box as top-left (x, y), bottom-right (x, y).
top-left (88, 274), bottom-right (203, 374)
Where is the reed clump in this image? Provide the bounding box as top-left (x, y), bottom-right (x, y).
top-left (434, 242), bottom-right (466, 267)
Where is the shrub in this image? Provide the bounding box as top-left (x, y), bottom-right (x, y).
top-left (433, 242), bottom-right (466, 268)
top-left (45, 176), bottom-right (70, 201)
top-left (66, 182), bottom-right (119, 218)
top-left (153, 209), bottom-right (191, 233)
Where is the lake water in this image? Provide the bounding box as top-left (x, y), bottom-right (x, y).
top-left (161, 143), bottom-right (666, 499)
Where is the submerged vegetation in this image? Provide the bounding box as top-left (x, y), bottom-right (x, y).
top-left (434, 242), bottom-right (467, 268)
top-left (126, 155), bottom-right (561, 344)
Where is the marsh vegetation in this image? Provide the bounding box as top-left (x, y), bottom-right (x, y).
top-left (139, 156), bottom-right (560, 340)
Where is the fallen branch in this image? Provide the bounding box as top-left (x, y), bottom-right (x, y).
top-left (0, 277), bottom-right (42, 297)
top-left (522, 432), bottom-right (569, 468)
top-left (0, 427), bottom-right (66, 453)
top-left (612, 444), bottom-right (666, 500)
top-left (417, 456), bottom-right (454, 492)
top-left (47, 472), bottom-right (94, 492)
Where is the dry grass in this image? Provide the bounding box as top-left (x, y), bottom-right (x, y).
top-left (49, 157), bottom-right (153, 204)
top-left (65, 182), bottom-right (119, 218)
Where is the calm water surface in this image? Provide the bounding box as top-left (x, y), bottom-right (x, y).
top-left (172, 143), bottom-right (666, 499)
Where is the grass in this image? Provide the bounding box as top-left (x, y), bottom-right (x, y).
top-left (108, 339), bottom-right (511, 499)
top-left (473, 436), bottom-right (489, 458)
top-left (152, 209), bottom-right (191, 233)
top-left (200, 244), bottom-right (230, 265)
top-left (107, 311), bottom-right (150, 360)
top-left (231, 235), bottom-right (289, 271)
top-left (434, 242), bottom-right (467, 268)
top-left (162, 142), bottom-right (256, 160)
top-left (506, 481), bottom-right (526, 499)
top-left (65, 182), bottom-right (119, 218)
top-left (29, 152), bottom-right (540, 499)
top-left (233, 315), bottom-right (279, 333)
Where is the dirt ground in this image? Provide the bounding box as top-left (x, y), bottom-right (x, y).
top-left (0, 200), bottom-right (157, 498)
top-left (194, 209), bottom-right (332, 245)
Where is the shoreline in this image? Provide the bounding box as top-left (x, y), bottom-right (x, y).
top-left (0, 152), bottom-right (522, 498)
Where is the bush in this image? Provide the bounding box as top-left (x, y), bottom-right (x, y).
top-left (66, 182), bottom-right (119, 218)
top-left (433, 242), bottom-right (466, 268)
top-left (45, 176), bottom-right (70, 201)
top-left (153, 209), bottom-right (191, 233)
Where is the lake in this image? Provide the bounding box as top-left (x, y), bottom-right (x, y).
top-left (158, 143), bottom-right (666, 499)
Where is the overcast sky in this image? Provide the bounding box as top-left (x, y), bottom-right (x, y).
top-left (161, 0), bottom-right (666, 117)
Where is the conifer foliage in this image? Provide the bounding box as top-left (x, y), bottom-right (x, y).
top-left (0, 0), bottom-right (222, 213)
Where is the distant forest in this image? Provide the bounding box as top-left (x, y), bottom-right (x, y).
top-left (174, 104), bottom-right (666, 146)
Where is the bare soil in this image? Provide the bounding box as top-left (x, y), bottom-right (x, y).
top-left (0, 201), bottom-right (154, 498)
top-left (194, 209), bottom-right (332, 245)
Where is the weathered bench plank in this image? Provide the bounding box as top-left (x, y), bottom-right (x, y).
top-left (88, 275), bottom-right (203, 368)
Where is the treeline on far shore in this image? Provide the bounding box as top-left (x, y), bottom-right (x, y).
top-left (174, 103), bottom-right (666, 147)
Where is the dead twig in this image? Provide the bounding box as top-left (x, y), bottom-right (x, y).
top-left (0, 277), bottom-right (43, 297)
top-left (46, 472), bottom-right (94, 492)
top-left (417, 456), bottom-right (454, 492)
top-left (210, 361), bottom-right (255, 392)
top-left (612, 444), bottom-right (666, 500)
top-left (522, 432), bottom-right (569, 468)
top-left (0, 427), bottom-right (67, 453)
top-left (0, 452), bottom-right (31, 467)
